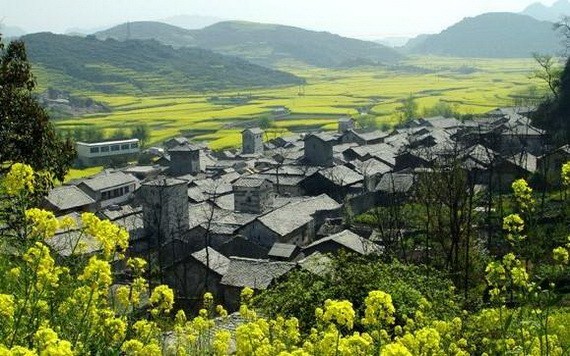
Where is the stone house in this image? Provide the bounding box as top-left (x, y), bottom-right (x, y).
top-left (162, 246), bottom-right (229, 309)
top-left (242, 128), bottom-right (264, 155)
top-left (139, 177), bottom-right (189, 246)
top-left (304, 133), bottom-right (337, 166)
top-left (77, 171), bottom-right (139, 209)
top-left (233, 177), bottom-right (274, 214)
top-left (43, 185), bottom-right (96, 215)
top-left (301, 165), bottom-right (364, 202)
top-left (169, 143), bottom-right (201, 176)
top-left (238, 194), bottom-right (342, 248)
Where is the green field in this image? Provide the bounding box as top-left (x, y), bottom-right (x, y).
top-left (46, 56), bottom-right (545, 150)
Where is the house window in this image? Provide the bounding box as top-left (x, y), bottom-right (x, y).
top-left (124, 186), bottom-right (130, 193)
top-left (111, 145), bottom-right (120, 151)
top-left (90, 147), bottom-right (99, 154)
top-left (102, 191), bottom-right (110, 200)
top-left (101, 146), bottom-right (110, 152)
top-left (130, 142), bottom-right (138, 149)
top-left (121, 144), bottom-right (130, 150)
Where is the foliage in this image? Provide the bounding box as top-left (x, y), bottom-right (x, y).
top-left (532, 55), bottom-right (570, 145)
top-left (0, 36), bottom-right (76, 181)
top-left (253, 254), bottom-right (460, 331)
top-left (422, 100), bottom-right (460, 118)
top-left (396, 94), bottom-right (418, 123)
top-left (355, 114), bottom-right (378, 130)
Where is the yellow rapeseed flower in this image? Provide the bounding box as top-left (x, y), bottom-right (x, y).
top-left (25, 208), bottom-right (59, 239)
top-left (4, 163), bottom-right (35, 195)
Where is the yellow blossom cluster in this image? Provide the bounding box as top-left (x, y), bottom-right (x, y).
top-left (511, 178), bottom-right (535, 213)
top-left (3, 163), bottom-right (35, 196)
top-left (562, 161), bottom-right (570, 188)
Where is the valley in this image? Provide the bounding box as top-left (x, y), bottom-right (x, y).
top-left (44, 56), bottom-right (544, 150)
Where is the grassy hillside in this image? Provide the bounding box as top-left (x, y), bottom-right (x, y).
top-left (23, 32), bottom-right (303, 95)
top-left (406, 13), bottom-right (561, 58)
top-left (96, 20), bottom-right (403, 68)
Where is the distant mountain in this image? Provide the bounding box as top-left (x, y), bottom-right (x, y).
top-left (405, 12), bottom-right (561, 58)
top-left (160, 15), bottom-right (225, 30)
top-left (96, 20), bottom-right (403, 67)
top-left (22, 32), bottom-right (303, 94)
top-left (65, 25), bottom-right (114, 36)
top-left (95, 22), bottom-right (197, 48)
top-left (522, 0), bottom-right (570, 22)
top-left (0, 25), bottom-right (27, 38)
top-left (374, 36), bottom-right (411, 48)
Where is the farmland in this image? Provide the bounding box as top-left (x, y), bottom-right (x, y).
top-left (45, 56), bottom-right (544, 150)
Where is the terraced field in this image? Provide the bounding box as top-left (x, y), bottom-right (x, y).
top-left (46, 56), bottom-right (544, 150)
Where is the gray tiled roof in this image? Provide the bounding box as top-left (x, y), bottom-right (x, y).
top-left (306, 132), bottom-right (337, 143)
top-left (168, 143), bottom-right (201, 152)
top-left (232, 177), bottom-right (268, 188)
top-left (304, 229), bottom-right (382, 255)
top-left (268, 242), bottom-right (298, 258)
top-left (318, 165), bottom-right (363, 186)
top-left (376, 173), bottom-right (415, 193)
top-left (80, 171), bottom-right (138, 192)
top-left (220, 257), bottom-right (295, 289)
top-left (354, 158), bottom-right (392, 176)
top-left (142, 177), bottom-right (186, 187)
top-left (45, 185), bottom-right (95, 211)
top-left (47, 230), bottom-right (101, 257)
top-left (420, 116), bottom-right (462, 129)
top-left (99, 204), bottom-right (142, 221)
top-left (188, 187), bottom-right (207, 203)
top-left (258, 194), bottom-right (341, 237)
top-left (297, 252), bottom-right (333, 276)
top-left (191, 247), bottom-right (230, 276)
top-left (243, 127), bottom-right (264, 134)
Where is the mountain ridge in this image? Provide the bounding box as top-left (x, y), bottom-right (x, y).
top-left (95, 20), bottom-right (403, 68)
top-left (404, 12), bottom-right (561, 58)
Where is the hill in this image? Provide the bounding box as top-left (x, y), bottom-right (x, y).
top-left (22, 32), bottom-right (304, 94)
top-left (522, 0), bottom-right (570, 22)
top-left (96, 20), bottom-right (403, 67)
top-left (95, 21), bottom-right (197, 48)
top-left (405, 12), bottom-right (561, 58)
top-left (160, 15), bottom-right (226, 30)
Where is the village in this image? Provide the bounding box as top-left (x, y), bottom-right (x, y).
top-left (42, 107), bottom-right (569, 312)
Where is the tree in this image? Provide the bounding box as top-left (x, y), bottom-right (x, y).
top-left (531, 53), bottom-right (562, 99)
top-left (132, 124), bottom-right (150, 147)
top-left (397, 94), bottom-right (418, 124)
top-left (532, 56), bottom-right (570, 145)
top-left (356, 114), bottom-right (378, 130)
top-left (0, 36), bottom-right (75, 181)
top-left (423, 100), bottom-right (459, 118)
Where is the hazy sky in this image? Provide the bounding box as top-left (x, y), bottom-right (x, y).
top-left (1, 0), bottom-right (556, 39)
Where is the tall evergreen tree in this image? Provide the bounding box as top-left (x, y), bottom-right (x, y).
top-left (0, 36), bottom-right (76, 181)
